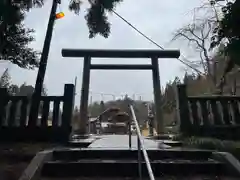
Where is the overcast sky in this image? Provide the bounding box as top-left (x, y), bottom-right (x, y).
top-left (1, 0), bottom-right (205, 104)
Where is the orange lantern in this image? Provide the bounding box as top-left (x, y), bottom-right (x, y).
top-left (55, 12), bottom-right (65, 19)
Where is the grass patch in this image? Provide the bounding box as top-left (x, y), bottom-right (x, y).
top-left (182, 136), bottom-right (240, 160)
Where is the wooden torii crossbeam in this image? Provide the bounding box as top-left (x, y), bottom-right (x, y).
top-left (62, 49), bottom-right (180, 136)
top-left (62, 49), bottom-right (180, 58)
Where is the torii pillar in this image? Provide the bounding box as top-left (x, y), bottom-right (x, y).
top-left (62, 49), bottom-right (180, 137)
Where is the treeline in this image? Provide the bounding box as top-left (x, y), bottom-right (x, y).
top-left (0, 68), bottom-right (47, 96)
top-left (0, 68), bottom-right (48, 120)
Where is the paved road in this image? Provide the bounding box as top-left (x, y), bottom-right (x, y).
top-left (88, 135), bottom-right (170, 149)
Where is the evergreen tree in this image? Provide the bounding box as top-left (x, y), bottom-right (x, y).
top-left (0, 0), bottom-right (40, 69)
top-left (1, 0), bottom-right (124, 70)
top-left (15, 0), bottom-right (123, 38)
top-left (211, 0), bottom-right (240, 74)
top-left (0, 68), bottom-right (11, 88)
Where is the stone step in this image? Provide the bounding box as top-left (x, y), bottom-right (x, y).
top-left (41, 159), bottom-right (226, 177)
top-left (67, 139), bottom-right (95, 148)
top-left (52, 149), bottom-right (213, 161)
top-left (161, 140), bottom-right (182, 147)
top-left (147, 134), bottom-right (178, 140)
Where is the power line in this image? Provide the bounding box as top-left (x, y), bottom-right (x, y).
top-left (110, 9), bottom-right (204, 75)
top-left (88, 0), bottom-right (204, 75)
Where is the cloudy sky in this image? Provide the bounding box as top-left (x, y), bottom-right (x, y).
top-left (1, 0), bottom-right (205, 104)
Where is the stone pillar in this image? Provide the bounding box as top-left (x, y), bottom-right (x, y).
top-left (148, 116), bottom-right (154, 136)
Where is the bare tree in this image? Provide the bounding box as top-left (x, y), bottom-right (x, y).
top-left (171, 0), bottom-right (226, 85)
top-left (172, 0), bottom-right (239, 94)
top-left (172, 19), bottom-right (217, 83)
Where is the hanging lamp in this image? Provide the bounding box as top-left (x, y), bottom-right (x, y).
top-left (55, 11), bottom-right (65, 19)
top-left (55, 3), bottom-right (65, 19)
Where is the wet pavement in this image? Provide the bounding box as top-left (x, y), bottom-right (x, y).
top-left (88, 135), bottom-right (171, 149)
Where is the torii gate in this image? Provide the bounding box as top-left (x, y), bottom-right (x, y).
top-left (61, 49), bottom-right (180, 136)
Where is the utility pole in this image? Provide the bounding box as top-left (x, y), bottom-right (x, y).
top-left (29, 0), bottom-right (60, 126)
top-left (89, 94), bottom-right (93, 105)
top-left (74, 76), bottom-right (77, 94)
top-left (132, 94), bottom-right (135, 100)
top-left (74, 76), bottom-right (77, 107)
top-left (112, 94), bottom-right (116, 101)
